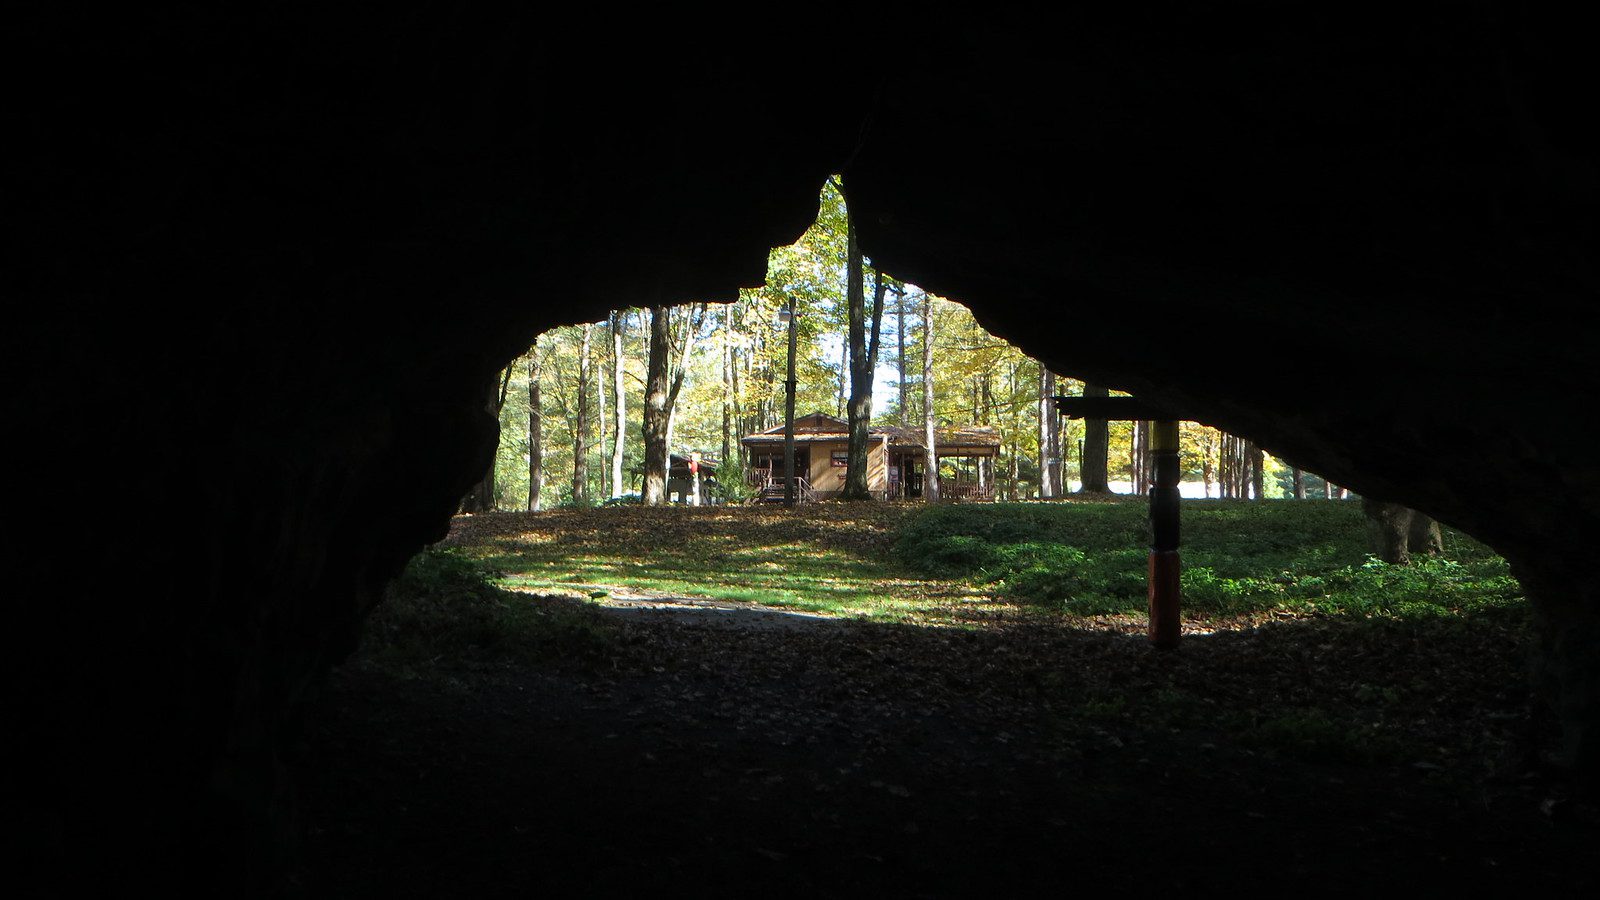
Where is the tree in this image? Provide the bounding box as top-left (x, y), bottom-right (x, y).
top-left (610, 310), bottom-right (627, 499)
top-left (1079, 383), bottom-right (1110, 492)
top-left (527, 340), bottom-right (543, 511)
top-left (572, 323), bottom-right (592, 505)
top-left (643, 306), bottom-right (674, 506)
top-left (842, 208), bottom-right (886, 501)
top-left (784, 295), bottom-right (799, 506)
top-left (642, 303), bottom-right (704, 505)
top-left (921, 289), bottom-right (940, 502)
top-left (1038, 366), bottom-right (1058, 498)
top-left (896, 284), bottom-right (910, 427)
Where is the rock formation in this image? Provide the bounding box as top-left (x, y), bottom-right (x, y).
top-left (9, 7), bottom-right (1594, 891)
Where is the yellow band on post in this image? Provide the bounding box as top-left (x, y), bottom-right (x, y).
top-left (1150, 420), bottom-right (1180, 452)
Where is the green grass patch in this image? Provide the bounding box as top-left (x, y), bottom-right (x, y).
top-left (433, 502), bottom-right (1524, 628)
top-left (895, 500), bottom-right (1524, 621)
top-left (455, 506), bottom-right (972, 621)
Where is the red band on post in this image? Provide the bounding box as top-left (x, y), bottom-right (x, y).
top-left (1148, 550), bottom-right (1181, 649)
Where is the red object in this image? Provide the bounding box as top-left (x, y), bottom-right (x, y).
top-left (1148, 550), bottom-right (1181, 649)
top-left (689, 453), bottom-right (699, 474)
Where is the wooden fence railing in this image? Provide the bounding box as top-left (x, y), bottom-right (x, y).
top-left (939, 479), bottom-right (995, 502)
top-left (748, 469), bottom-right (816, 504)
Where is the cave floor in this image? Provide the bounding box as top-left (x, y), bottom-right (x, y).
top-left (295, 601), bottom-right (1595, 897)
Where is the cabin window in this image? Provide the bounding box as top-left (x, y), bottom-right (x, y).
top-left (831, 450), bottom-right (848, 468)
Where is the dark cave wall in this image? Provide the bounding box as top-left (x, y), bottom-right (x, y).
top-left (842, 10), bottom-right (1597, 780)
top-left (8, 5), bottom-right (1595, 891)
top-left (11, 12), bottom-right (864, 889)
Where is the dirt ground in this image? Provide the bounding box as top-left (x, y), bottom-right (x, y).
top-left (293, 598), bottom-right (1596, 897)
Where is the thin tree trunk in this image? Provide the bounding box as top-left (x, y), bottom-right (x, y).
top-left (1136, 420), bottom-right (1148, 494)
top-left (596, 334), bottom-right (606, 498)
top-left (1250, 442), bottom-right (1265, 500)
top-left (527, 341), bottom-right (543, 511)
top-left (611, 310), bottom-right (626, 498)
top-left (896, 285), bottom-right (909, 427)
top-left (1038, 367), bottom-right (1056, 498)
top-left (1292, 467), bottom-right (1305, 500)
top-left (1047, 380), bottom-right (1061, 495)
top-left (922, 291), bottom-right (940, 502)
top-left (1079, 383), bottom-right (1110, 492)
top-left (784, 296), bottom-right (799, 506)
top-left (1221, 433), bottom-right (1235, 498)
top-left (720, 307), bottom-right (732, 469)
top-left (572, 324), bottom-right (591, 505)
top-left (1008, 440), bottom-right (1020, 501)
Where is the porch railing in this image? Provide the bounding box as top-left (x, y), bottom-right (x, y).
top-left (938, 479), bottom-right (995, 502)
top-left (747, 468), bottom-right (816, 503)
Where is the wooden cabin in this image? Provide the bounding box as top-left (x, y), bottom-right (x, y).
top-left (741, 412), bottom-right (1001, 502)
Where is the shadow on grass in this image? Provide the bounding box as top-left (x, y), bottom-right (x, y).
top-left (310, 553), bottom-right (1584, 898)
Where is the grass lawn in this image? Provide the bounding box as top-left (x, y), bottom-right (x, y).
top-left (439, 498), bottom-right (1524, 627)
top-left (445, 504), bottom-right (978, 621)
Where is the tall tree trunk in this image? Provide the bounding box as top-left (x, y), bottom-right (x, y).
top-left (662, 303), bottom-right (699, 465)
top-left (527, 345), bottom-right (543, 511)
top-left (1038, 367), bottom-right (1056, 498)
top-left (896, 285), bottom-right (909, 427)
top-left (1008, 440), bottom-right (1020, 501)
top-left (1134, 421), bottom-right (1144, 494)
top-left (596, 332), bottom-right (606, 498)
top-left (720, 308), bottom-right (732, 468)
top-left (922, 291), bottom-right (940, 502)
top-left (1292, 466), bottom-right (1305, 500)
top-left (643, 306), bottom-right (671, 506)
top-left (843, 226), bottom-right (885, 501)
top-left (1047, 380), bottom-right (1061, 495)
top-left (611, 310), bottom-right (626, 499)
top-left (572, 324), bottom-right (592, 505)
top-left (1079, 383), bottom-right (1110, 492)
top-left (1250, 442), bottom-right (1265, 500)
top-left (784, 296), bottom-right (799, 506)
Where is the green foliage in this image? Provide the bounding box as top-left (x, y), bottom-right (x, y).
top-left (895, 500), bottom-right (1524, 620)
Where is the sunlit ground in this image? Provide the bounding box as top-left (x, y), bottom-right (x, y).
top-left (446, 499), bottom-right (1521, 628)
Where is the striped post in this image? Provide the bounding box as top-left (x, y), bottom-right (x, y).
top-left (1148, 420), bottom-right (1182, 649)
